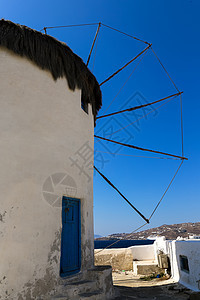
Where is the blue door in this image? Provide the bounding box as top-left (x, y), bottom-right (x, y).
top-left (60, 197), bottom-right (81, 277)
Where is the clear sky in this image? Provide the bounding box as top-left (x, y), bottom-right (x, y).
top-left (1, 0), bottom-right (200, 236)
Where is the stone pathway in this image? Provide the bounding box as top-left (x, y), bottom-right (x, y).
top-left (112, 271), bottom-right (200, 300)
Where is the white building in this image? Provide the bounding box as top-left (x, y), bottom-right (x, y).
top-left (95, 235), bottom-right (200, 293)
top-left (0, 19), bottom-right (113, 299)
top-left (155, 237), bottom-right (200, 292)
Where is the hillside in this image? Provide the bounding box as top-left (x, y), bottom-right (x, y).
top-left (95, 222), bottom-right (200, 240)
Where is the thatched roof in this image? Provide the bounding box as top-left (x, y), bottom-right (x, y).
top-left (0, 19), bottom-right (102, 122)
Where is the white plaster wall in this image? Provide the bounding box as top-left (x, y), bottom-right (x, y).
top-left (153, 236), bottom-right (172, 263)
top-left (169, 241), bottom-right (179, 281)
top-left (170, 241), bottom-right (200, 292)
top-left (154, 237), bottom-right (200, 291)
top-left (129, 245), bottom-right (155, 261)
top-left (0, 48), bottom-right (94, 299)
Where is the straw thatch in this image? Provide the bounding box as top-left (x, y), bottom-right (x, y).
top-left (0, 19), bottom-right (102, 121)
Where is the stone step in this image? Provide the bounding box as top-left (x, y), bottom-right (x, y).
top-left (52, 288), bottom-right (104, 300)
top-left (87, 265), bottom-right (114, 298)
top-left (52, 280), bottom-right (98, 299)
top-left (65, 279), bottom-right (98, 294)
top-left (51, 296), bottom-right (67, 299)
top-left (52, 266), bottom-right (114, 299)
top-left (133, 260), bottom-right (164, 275)
top-left (78, 289), bottom-right (104, 300)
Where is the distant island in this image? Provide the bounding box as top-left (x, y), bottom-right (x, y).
top-left (94, 234), bottom-right (102, 239)
top-left (95, 222), bottom-right (200, 240)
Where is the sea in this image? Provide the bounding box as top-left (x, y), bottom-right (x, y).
top-left (94, 239), bottom-right (154, 249)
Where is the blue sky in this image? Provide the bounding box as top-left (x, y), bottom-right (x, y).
top-left (2, 0), bottom-right (200, 236)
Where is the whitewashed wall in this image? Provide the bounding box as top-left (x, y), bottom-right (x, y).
top-left (153, 236), bottom-right (171, 263)
top-left (0, 48), bottom-right (94, 299)
top-left (170, 241), bottom-right (200, 292)
top-left (129, 245), bottom-right (155, 261)
top-left (153, 237), bottom-right (200, 292)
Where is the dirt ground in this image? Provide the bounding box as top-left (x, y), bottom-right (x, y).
top-left (112, 271), bottom-right (200, 300)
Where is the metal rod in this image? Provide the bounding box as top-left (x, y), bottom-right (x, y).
top-left (100, 44), bottom-right (151, 86)
top-left (96, 92), bottom-right (183, 119)
top-left (86, 23), bottom-right (101, 66)
top-left (94, 166), bottom-right (149, 223)
top-left (94, 150), bottom-right (179, 160)
top-left (94, 135), bottom-right (188, 161)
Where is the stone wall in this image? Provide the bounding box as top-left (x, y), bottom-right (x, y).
top-left (95, 248), bottom-right (134, 271)
top-left (94, 244), bottom-right (155, 271)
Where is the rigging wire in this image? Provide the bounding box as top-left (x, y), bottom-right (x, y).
top-left (40, 22), bottom-right (151, 45)
top-left (101, 23), bottom-right (150, 45)
top-left (94, 135), bottom-right (188, 161)
top-left (148, 160), bottom-right (184, 221)
top-left (40, 23), bottom-right (100, 32)
top-left (180, 93), bottom-right (184, 157)
top-left (96, 92), bottom-right (182, 120)
top-left (151, 47), bottom-right (180, 93)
